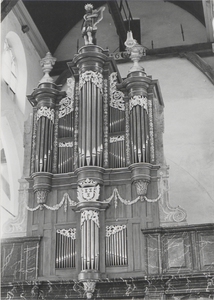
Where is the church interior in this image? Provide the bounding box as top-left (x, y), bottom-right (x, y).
top-left (1, 0), bottom-right (214, 299)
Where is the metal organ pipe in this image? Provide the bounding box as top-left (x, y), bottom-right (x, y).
top-left (79, 73), bottom-right (103, 168)
top-left (129, 95), bottom-right (150, 164)
top-left (81, 211), bottom-right (100, 271)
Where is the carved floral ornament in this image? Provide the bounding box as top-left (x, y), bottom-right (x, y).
top-left (109, 72), bottom-right (125, 111)
top-left (79, 70), bottom-right (103, 92)
top-left (57, 228), bottom-right (76, 239)
top-left (59, 141), bottom-right (73, 147)
top-left (109, 135), bottom-right (125, 143)
top-left (81, 210), bottom-right (100, 228)
top-left (106, 224), bottom-right (126, 237)
top-left (129, 95), bottom-right (148, 112)
top-left (82, 281), bottom-right (97, 299)
top-left (59, 77), bottom-right (75, 118)
top-left (37, 106), bottom-right (55, 123)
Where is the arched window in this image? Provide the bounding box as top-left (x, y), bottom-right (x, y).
top-left (2, 39), bottom-right (17, 93)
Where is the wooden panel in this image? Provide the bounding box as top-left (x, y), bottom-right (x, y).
top-left (146, 234), bottom-right (159, 274)
top-left (163, 233), bottom-right (192, 273)
top-left (198, 232), bottom-right (214, 271)
top-left (1, 238), bottom-right (40, 282)
top-left (132, 223), bottom-right (141, 271)
top-left (42, 229), bottom-right (52, 276)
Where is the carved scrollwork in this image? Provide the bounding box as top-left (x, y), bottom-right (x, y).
top-left (106, 225), bottom-right (126, 237)
top-left (129, 95), bottom-right (148, 112)
top-left (79, 71), bottom-right (103, 92)
top-left (37, 106), bottom-right (55, 123)
top-left (59, 77), bottom-right (75, 118)
top-left (109, 72), bottom-right (125, 111)
top-left (81, 210), bottom-right (100, 228)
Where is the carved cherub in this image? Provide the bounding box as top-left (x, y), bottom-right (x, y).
top-left (82, 3), bottom-right (105, 45)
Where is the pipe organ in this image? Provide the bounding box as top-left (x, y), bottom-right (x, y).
top-left (26, 24), bottom-right (164, 299)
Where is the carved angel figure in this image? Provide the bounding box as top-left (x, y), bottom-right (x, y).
top-left (82, 4), bottom-right (105, 45)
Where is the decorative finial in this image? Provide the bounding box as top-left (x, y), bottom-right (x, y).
top-left (39, 52), bottom-right (56, 84)
top-left (125, 31), bottom-right (146, 73)
top-left (82, 4), bottom-right (105, 45)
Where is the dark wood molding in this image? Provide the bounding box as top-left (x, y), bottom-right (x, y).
top-left (1, 0), bottom-right (19, 22)
top-left (183, 52), bottom-right (214, 85)
top-left (51, 42), bottom-right (213, 77)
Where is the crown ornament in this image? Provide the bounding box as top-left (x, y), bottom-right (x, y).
top-left (79, 178), bottom-right (97, 187)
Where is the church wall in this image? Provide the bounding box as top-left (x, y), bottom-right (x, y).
top-left (1, 12), bottom-right (43, 228)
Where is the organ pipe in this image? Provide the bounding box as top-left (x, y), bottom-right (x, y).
top-left (81, 210), bottom-right (100, 271)
top-left (78, 75), bottom-right (103, 167)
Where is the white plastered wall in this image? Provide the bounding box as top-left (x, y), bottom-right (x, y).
top-left (1, 11), bottom-right (43, 230)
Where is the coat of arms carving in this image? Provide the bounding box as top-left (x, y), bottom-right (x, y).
top-left (77, 178), bottom-right (100, 202)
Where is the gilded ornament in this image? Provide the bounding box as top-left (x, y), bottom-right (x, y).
top-left (106, 225), bottom-right (126, 237)
top-left (109, 135), bottom-right (125, 143)
top-left (37, 106), bottom-right (55, 123)
top-left (129, 95), bottom-right (148, 112)
top-left (79, 71), bottom-right (103, 92)
top-left (81, 210), bottom-right (100, 228)
top-left (58, 141), bottom-right (73, 147)
top-left (109, 72), bottom-right (125, 111)
top-left (57, 228), bottom-right (76, 239)
top-left (59, 77), bottom-right (75, 118)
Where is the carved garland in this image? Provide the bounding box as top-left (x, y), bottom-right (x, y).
top-left (106, 225), bottom-right (126, 237)
top-left (81, 210), bottom-right (100, 228)
top-left (79, 70), bottom-right (103, 92)
top-left (59, 77), bottom-right (75, 118)
top-left (148, 99), bottom-right (155, 162)
top-left (57, 228), bottom-right (76, 239)
top-left (109, 72), bottom-right (125, 111)
top-left (37, 106), bottom-right (55, 123)
top-left (129, 95), bottom-right (148, 112)
top-left (27, 193), bottom-right (77, 212)
top-left (103, 188), bottom-right (161, 208)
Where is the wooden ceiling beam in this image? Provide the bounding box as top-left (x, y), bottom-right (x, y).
top-left (1, 0), bottom-right (19, 22)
